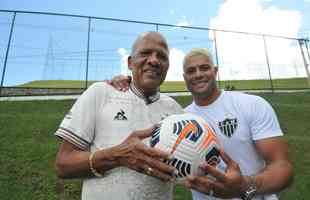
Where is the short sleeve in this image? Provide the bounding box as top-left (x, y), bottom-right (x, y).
top-left (249, 96), bottom-right (283, 140)
top-left (55, 83), bottom-right (100, 150)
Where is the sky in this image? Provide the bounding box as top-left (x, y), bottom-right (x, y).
top-left (0, 0), bottom-right (310, 85)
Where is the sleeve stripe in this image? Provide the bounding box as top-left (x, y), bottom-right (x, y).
top-left (55, 128), bottom-right (90, 150)
top-left (59, 127), bottom-right (90, 144)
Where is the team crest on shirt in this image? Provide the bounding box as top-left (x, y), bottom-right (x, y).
top-left (218, 114), bottom-right (238, 137)
top-left (114, 109), bottom-right (128, 120)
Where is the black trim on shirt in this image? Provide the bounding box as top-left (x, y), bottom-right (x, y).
top-left (129, 82), bottom-right (160, 105)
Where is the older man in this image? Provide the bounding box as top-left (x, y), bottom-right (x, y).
top-left (54, 32), bottom-right (183, 200)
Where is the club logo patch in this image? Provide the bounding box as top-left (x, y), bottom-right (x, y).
top-left (218, 117), bottom-right (238, 137)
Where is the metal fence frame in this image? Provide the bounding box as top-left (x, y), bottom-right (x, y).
top-left (0, 9), bottom-right (309, 96)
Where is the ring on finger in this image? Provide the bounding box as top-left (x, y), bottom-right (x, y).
top-left (209, 189), bottom-right (214, 196)
top-left (146, 167), bottom-right (153, 175)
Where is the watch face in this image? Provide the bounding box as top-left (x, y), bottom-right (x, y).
top-left (242, 176), bottom-right (257, 200)
top-left (244, 186), bottom-right (257, 200)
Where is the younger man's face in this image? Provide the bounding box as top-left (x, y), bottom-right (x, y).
top-left (183, 54), bottom-right (217, 98)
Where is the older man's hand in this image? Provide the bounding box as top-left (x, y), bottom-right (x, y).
top-left (113, 126), bottom-right (177, 182)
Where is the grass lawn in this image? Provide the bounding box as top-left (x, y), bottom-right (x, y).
top-left (0, 92), bottom-right (309, 199)
top-left (16, 77), bottom-right (310, 91)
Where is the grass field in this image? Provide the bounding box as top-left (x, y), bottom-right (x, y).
top-left (16, 77), bottom-right (310, 91)
top-left (0, 92), bottom-right (310, 200)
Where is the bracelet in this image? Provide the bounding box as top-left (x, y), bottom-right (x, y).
top-left (89, 151), bottom-right (104, 177)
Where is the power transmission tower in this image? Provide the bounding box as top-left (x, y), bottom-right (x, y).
top-left (42, 36), bottom-right (55, 80)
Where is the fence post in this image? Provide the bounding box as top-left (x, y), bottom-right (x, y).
top-left (85, 17), bottom-right (91, 90)
top-left (213, 30), bottom-right (221, 88)
top-left (298, 39), bottom-right (310, 87)
top-left (0, 12), bottom-right (16, 96)
top-left (304, 39), bottom-right (310, 67)
top-left (262, 35), bottom-right (274, 93)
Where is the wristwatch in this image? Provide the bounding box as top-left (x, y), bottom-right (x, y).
top-left (241, 176), bottom-right (257, 200)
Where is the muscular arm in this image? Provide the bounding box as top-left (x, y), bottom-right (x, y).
top-left (254, 137), bottom-right (294, 194)
top-left (183, 137), bottom-right (293, 198)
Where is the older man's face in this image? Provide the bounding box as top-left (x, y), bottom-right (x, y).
top-left (128, 33), bottom-right (169, 95)
top-left (183, 54), bottom-right (218, 98)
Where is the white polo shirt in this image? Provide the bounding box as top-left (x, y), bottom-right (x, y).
top-left (185, 90), bottom-right (283, 200)
top-left (55, 82), bottom-right (184, 200)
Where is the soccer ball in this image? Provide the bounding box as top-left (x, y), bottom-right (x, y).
top-left (150, 113), bottom-right (221, 181)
